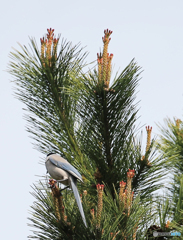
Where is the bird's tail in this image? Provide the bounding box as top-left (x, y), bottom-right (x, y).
top-left (69, 175), bottom-right (87, 228)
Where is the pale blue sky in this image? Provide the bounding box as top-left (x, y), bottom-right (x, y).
top-left (1, 0), bottom-right (183, 239)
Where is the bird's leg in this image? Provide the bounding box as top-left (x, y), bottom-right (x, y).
top-left (56, 179), bottom-right (70, 192)
top-left (60, 186), bottom-right (70, 192)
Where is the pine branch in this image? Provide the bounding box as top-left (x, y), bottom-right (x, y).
top-left (8, 30), bottom-right (87, 165)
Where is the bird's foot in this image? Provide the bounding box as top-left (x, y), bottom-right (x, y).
top-left (48, 179), bottom-right (57, 188)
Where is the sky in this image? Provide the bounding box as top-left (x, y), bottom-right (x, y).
top-left (1, 0), bottom-right (183, 239)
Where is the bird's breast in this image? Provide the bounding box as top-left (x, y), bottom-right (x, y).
top-left (45, 160), bottom-right (69, 185)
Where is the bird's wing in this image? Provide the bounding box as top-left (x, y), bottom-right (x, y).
top-left (69, 175), bottom-right (87, 227)
top-left (49, 157), bottom-right (83, 182)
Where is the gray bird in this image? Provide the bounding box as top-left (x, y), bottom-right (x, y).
top-left (45, 153), bottom-right (87, 227)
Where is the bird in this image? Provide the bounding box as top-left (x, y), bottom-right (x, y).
top-left (45, 153), bottom-right (87, 227)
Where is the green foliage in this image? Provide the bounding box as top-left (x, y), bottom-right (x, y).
top-left (9, 38), bottom-right (87, 160)
top-left (8, 29), bottom-right (168, 239)
top-left (28, 182), bottom-right (148, 240)
top-left (157, 118), bottom-right (183, 238)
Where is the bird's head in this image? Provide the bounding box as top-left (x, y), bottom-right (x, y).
top-left (47, 152), bottom-right (55, 157)
top-left (46, 153), bottom-right (55, 162)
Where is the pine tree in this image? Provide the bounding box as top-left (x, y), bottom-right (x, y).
top-left (8, 28), bottom-right (166, 239)
top-left (157, 118), bottom-right (183, 237)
